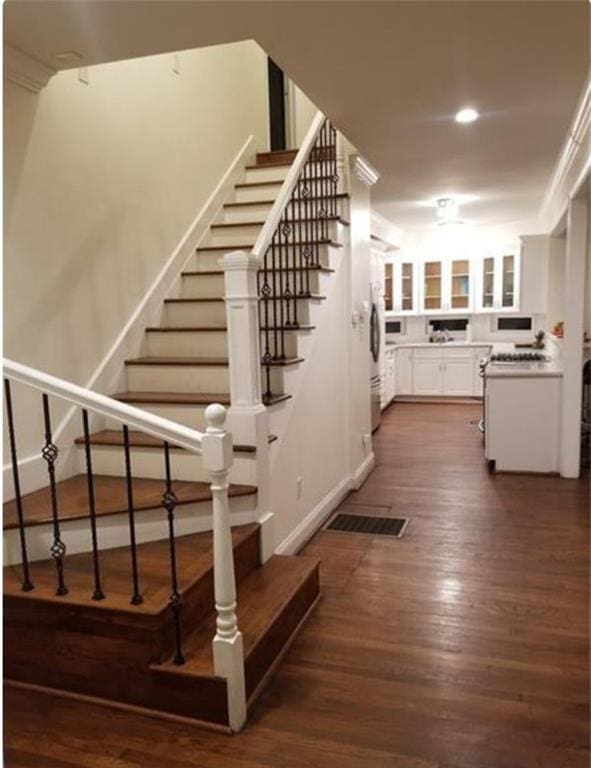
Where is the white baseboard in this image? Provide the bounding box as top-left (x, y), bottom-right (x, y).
top-left (275, 451), bottom-right (376, 556)
top-left (3, 135), bottom-right (257, 501)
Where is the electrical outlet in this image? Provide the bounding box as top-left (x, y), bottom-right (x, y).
top-left (296, 476), bottom-right (303, 499)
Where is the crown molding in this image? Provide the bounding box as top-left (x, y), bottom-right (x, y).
top-left (4, 45), bottom-right (56, 93)
top-left (351, 153), bottom-right (380, 187)
top-left (540, 74), bottom-right (591, 231)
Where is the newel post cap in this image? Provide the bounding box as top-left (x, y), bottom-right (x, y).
top-left (202, 403), bottom-right (233, 472)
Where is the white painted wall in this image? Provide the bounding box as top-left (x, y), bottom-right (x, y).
top-left (289, 82), bottom-right (319, 148)
top-left (586, 196), bottom-right (591, 337)
top-left (4, 41), bottom-right (268, 464)
top-left (547, 236), bottom-right (567, 332)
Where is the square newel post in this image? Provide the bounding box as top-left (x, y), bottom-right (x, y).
top-left (202, 403), bottom-right (246, 732)
top-left (222, 250), bottom-right (274, 562)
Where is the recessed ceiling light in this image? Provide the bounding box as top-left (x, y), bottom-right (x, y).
top-left (455, 107), bottom-right (479, 124)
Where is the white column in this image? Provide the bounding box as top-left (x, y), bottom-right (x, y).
top-left (202, 403), bottom-right (246, 732)
top-left (560, 196), bottom-right (588, 478)
top-left (223, 250), bottom-right (274, 561)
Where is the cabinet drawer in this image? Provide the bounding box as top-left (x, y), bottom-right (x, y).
top-left (443, 348), bottom-right (473, 360)
top-left (413, 348), bottom-right (443, 360)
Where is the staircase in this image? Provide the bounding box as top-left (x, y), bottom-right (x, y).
top-left (3, 114), bottom-right (344, 731)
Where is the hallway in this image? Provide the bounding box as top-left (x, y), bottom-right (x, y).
top-left (5, 403), bottom-right (590, 767)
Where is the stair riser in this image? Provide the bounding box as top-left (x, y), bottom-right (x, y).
top-left (126, 364), bottom-right (229, 394)
top-left (3, 494), bottom-right (257, 565)
top-left (179, 273), bottom-right (225, 299)
top-left (201, 220), bottom-right (343, 250)
top-left (147, 330), bottom-right (228, 358)
top-left (244, 166), bottom-right (290, 184)
top-left (109, 403), bottom-right (209, 430)
top-left (194, 242), bottom-right (337, 271)
top-left (233, 183), bottom-right (282, 204)
top-left (220, 198), bottom-right (348, 225)
top-left (75, 445), bottom-right (256, 485)
top-left (261, 298), bottom-right (312, 327)
top-left (165, 302), bottom-right (226, 327)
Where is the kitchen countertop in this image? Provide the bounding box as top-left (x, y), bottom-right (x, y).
top-left (485, 358), bottom-right (563, 379)
top-left (385, 341), bottom-right (492, 349)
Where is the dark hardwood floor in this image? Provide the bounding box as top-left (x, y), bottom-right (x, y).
top-left (5, 403), bottom-right (589, 768)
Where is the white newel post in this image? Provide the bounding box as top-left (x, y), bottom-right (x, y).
top-left (223, 251), bottom-right (274, 562)
top-left (202, 403), bottom-right (247, 732)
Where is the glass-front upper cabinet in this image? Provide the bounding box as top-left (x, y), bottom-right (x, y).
top-left (450, 259), bottom-right (470, 310)
top-left (423, 261), bottom-right (442, 311)
top-left (477, 253), bottom-right (520, 312)
top-left (384, 259), bottom-right (416, 314)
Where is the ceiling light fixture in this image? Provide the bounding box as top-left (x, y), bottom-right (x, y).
top-left (436, 197), bottom-right (459, 220)
top-left (455, 107), bottom-right (479, 124)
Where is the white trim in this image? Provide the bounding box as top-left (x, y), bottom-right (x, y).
top-left (275, 452), bottom-right (376, 555)
top-left (252, 111), bottom-right (325, 260)
top-left (3, 135), bottom-right (257, 496)
top-left (4, 359), bottom-right (205, 454)
top-left (351, 154), bottom-right (380, 187)
top-left (540, 75), bottom-right (591, 232)
top-left (4, 45), bottom-right (56, 93)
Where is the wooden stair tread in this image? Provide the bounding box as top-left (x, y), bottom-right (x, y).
top-left (73, 429), bottom-right (274, 454)
top-left (196, 239), bottom-right (343, 253)
top-left (182, 265), bottom-right (335, 276)
top-left (210, 216), bottom-right (348, 229)
top-left (234, 175), bottom-right (336, 189)
top-left (255, 149), bottom-right (298, 166)
top-left (125, 356), bottom-right (229, 367)
top-left (113, 391), bottom-right (231, 405)
top-left (4, 524), bottom-right (259, 617)
top-left (262, 393), bottom-right (291, 406)
top-left (153, 555), bottom-right (320, 677)
top-left (3, 475), bottom-right (256, 531)
top-left (145, 327), bottom-right (228, 333)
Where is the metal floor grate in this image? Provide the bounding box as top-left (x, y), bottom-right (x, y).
top-left (326, 513), bottom-right (408, 538)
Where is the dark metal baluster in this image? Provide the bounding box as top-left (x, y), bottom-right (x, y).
top-left (275, 229), bottom-right (285, 360)
top-left (320, 121), bottom-right (329, 240)
top-left (81, 410), bottom-right (105, 600)
top-left (290, 197), bottom-right (299, 327)
top-left (297, 173), bottom-right (305, 297)
top-left (280, 210), bottom-right (293, 328)
top-left (162, 442), bottom-right (184, 665)
top-left (123, 425), bottom-right (143, 605)
top-left (4, 379), bottom-right (33, 592)
top-left (41, 394), bottom-right (68, 596)
top-left (270, 234), bottom-right (280, 362)
top-left (303, 168), bottom-right (312, 294)
top-left (260, 244), bottom-right (274, 400)
top-left (330, 122), bottom-right (338, 217)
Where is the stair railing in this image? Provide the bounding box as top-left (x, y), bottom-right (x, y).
top-left (3, 357), bottom-right (247, 731)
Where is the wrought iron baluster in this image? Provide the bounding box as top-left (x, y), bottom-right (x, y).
top-left (319, 121), bottom-right (329, 241)
top-left (290, 197), bottom-right (299, 327)
top-left (162, 442), bottom-right (184, 665)
top-left (330, 123), bottom-right (338, 217)
top-left (4, 379), bottom-right (33, 592)
top-left (41, 394), bottom-right (68, 596)
top-left (123, 425), bottom-right (143, 605)
top-left (280, 210), bottom-right (293, 328)
top-left (270, 235), bottom-right (280, 361)
top-left (81, 409), bottom-right (105, 600)
top-left (275, 229), bottom-right (285, 359)
top-left (297, 171), bottom-right (305, 296)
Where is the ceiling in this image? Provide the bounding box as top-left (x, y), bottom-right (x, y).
top-left (4, 1), bottom-right (589, 234)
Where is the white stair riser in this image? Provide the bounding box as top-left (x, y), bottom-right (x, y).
top-left (219, 198), bottom-right (348, 225)
top-left (220, 203), bottom-right (274, 224)
top-left (126, 364), bottom-right (229, 393)
top-left (201, 220), bottom-right (343, 251)
top-left (147, 330), bottom-right (228, 358)
top-left (233, 183), bottom-right (282, 204)
top-left (76, 444), bottom-right (256, 485)
top-left (244, 166), bottom-right (290, 184)
top-left (179, 273), bottom-right (225, 299)
top-left (202, 223), bottom-right (263, 248)
top-left (165, 301), bottom-right (226, 327)
top-left (261, 298), bottom-right (313, 327)
top-left (3, 494), bottom-right (257, 566)
top-left (107, 404), bottom-right (209, 430)
top-left (193, 242), bottom-right (338, 272)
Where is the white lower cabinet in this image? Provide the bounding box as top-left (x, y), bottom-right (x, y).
top-left (395, 348), bottom-right (413, 395)
top-left (413, 351), bottom-right (443, 396)
top-left (393, 345), bottom-right (490, 398)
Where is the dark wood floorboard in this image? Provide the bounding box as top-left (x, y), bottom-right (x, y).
top-left (5, 403), bottom-right (589, 767)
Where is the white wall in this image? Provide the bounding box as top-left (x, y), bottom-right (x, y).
top-left (289, 82), bottom-right (318, 148)
top-left (546, 236), bottom-right (567, 332)
top-left (4, 41), bottom-right (268, 464)
top-left (586, 192), bottom-right (591, 337)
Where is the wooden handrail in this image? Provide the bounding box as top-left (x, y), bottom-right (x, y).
top-left (3, 358), bottom-right (206, 455)
top-left (251, 111), bottom-right (325, 261)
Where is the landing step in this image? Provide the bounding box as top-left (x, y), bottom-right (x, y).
top-left (4, 524), bottom-right (259, 615)
top-left (255, 149), bottom-right (298, 166)
top-left (3, 475), bottom-right (256, 531)
top-left (181, 265), bottom-right (335, 276)
top-left (210, 216), bottom-right (349, 229)
top-left (153, 554), bottom-right (320, 699)
top-left (73, 430), bottom-right (278, 454)
top-left (125, 356), bottom-right (229, 367)
top-left (145, 326), bottom-right (227, 333)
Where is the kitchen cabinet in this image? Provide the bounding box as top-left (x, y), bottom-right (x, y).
top-left (476, 253), bottom-right (520, 312)
top-left (392, 345), bottom-right (490, 398)
top-left (420, 259), bottom-right (473, 313)
top-left (385, 258), bottom-right (416, 314)
top-left (395, 348), bottom-right (413, 395)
